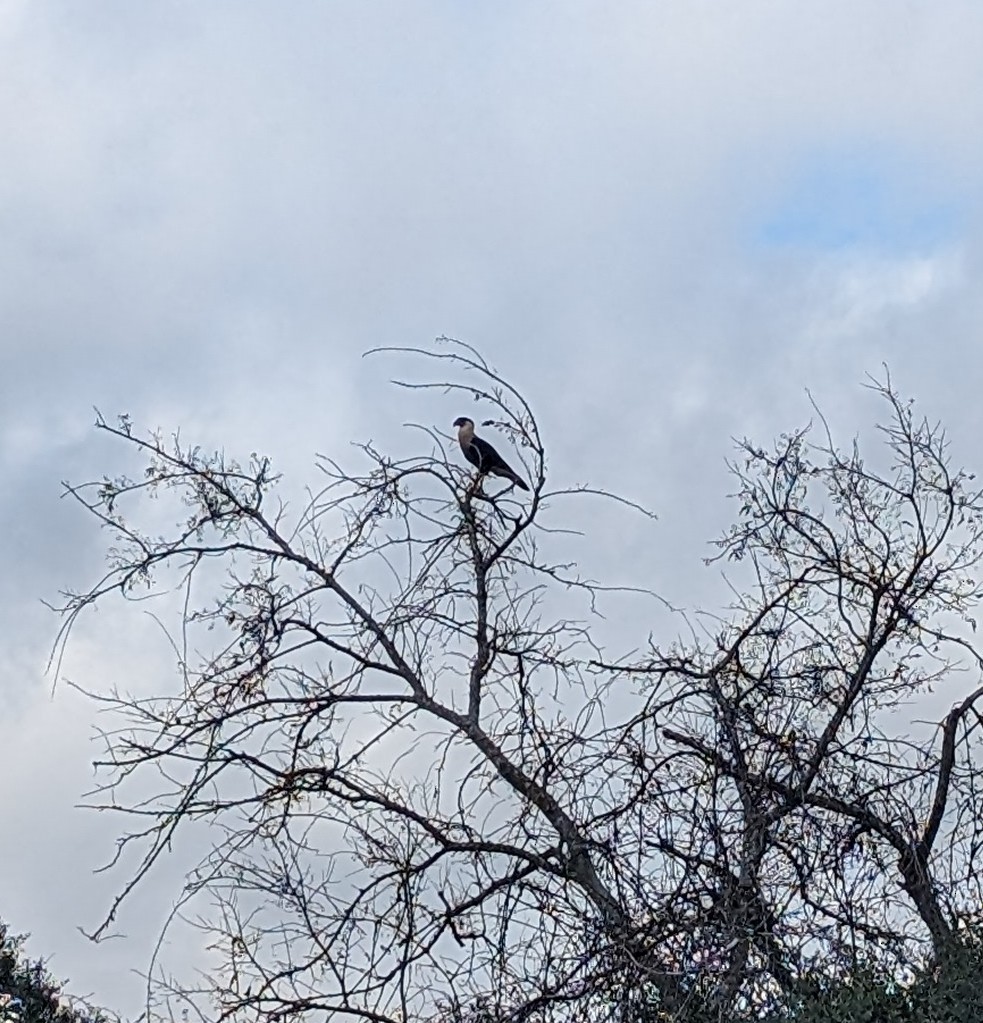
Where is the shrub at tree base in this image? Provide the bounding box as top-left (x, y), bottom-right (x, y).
top-left (758, 931), bottom-right (983, 1023)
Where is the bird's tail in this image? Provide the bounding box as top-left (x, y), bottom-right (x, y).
top-left (489, 462), bottom-right (530, 492)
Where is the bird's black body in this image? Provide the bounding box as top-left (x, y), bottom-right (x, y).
top-left (453, 417), bottom-right (530, 491)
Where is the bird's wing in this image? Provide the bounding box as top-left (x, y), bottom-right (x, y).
top-left (471, 436), bottom-right (529, 490)
top-left (470, 435), bottom-right (507, 472)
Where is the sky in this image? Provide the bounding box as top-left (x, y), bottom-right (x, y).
top-left (2, 1), bottom-right (983, 1018)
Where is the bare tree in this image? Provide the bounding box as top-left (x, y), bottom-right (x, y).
top-left (632, 376), bottom-right (983, 1015)
top-left (54, 342), bottom-right (983, 1022)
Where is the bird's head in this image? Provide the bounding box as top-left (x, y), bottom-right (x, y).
top-left (453, 417), bottom-right (474, 429)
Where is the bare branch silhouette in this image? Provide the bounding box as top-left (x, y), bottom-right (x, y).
top-left (55, 343), bottom-right (983, 1021)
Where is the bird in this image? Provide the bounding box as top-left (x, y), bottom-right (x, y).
top-left (453, 417), bottom-right (530, 491)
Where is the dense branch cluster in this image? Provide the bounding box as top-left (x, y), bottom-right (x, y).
top-left (56, 341), bottom-right (983, 1022)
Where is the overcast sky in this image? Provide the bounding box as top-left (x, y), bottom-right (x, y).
top-left (2, 2), bottom-right (983, 1018)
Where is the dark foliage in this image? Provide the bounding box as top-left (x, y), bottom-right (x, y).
top-left (0, 922), bottom-right (111, 1023)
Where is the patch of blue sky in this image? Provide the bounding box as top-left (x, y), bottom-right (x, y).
top-left (751, 147), bottom-right (962, 252)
